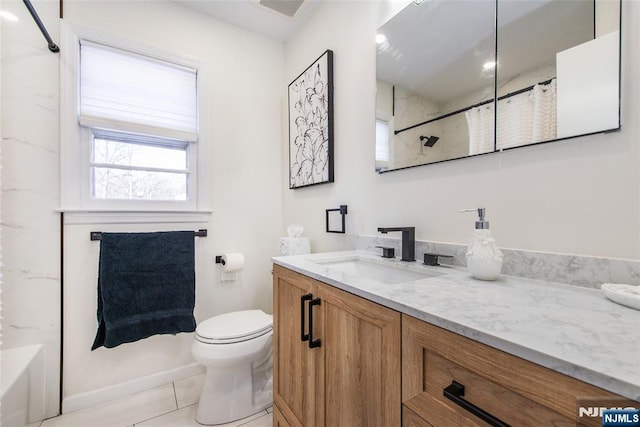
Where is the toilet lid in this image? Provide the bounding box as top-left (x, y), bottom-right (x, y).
top-left (196, 310), bottom-right (272, 343)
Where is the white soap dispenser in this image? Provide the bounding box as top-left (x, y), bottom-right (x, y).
top-left (460, 208), bottom-right (503, 281)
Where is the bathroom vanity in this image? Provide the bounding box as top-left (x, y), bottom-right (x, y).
top-left (272, 264), bottom-right (400, 426)
top-left (272, 251), bottom-right (639, 426)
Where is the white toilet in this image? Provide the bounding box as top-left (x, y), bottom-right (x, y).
top-left (191, 309), bottom-right (273, 425)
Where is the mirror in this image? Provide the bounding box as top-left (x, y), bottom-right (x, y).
top-left (376, 0), bottom-right (621, 173)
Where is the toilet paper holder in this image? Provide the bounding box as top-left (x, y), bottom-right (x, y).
top-left (215, 253), bottom-right (244, 282)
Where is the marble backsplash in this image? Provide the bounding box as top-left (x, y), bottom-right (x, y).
top-left (356, 235), bottom-right (640, 289)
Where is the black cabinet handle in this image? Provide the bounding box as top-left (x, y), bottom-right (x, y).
top-left (300, 293), bottom-right (312, 342)
top-left (443, 381), bottom-right (510, 427)
top-left (308, 298), bottom-right (322, 349)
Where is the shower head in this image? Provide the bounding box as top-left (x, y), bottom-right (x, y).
top-left (420, 135), bottom-right (439, 147)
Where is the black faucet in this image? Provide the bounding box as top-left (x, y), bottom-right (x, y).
top-left (377, 227), bottom-right (415, 261)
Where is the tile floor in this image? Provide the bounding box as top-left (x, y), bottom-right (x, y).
top-left (35, 374), bottom-right (273, 427)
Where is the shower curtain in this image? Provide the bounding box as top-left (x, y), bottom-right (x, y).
top-left (497, 79), bottom-right (557, 149)
top-left (530, 79), bottom-right (557, 143)
top-left (466, 103), bottom-right (495, 155)
top-left (465, 79), bottom-right (557, 154)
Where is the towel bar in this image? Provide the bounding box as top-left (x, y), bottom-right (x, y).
top-left (90, 229), bottom-right (208, 241)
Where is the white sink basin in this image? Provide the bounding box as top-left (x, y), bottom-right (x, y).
top-left (312, 256), bottom-right (444, 285)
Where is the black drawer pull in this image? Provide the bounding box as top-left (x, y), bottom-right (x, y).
top-left (443, 381), bottom-right (510, 427)
top-left (308, 298), bottom-right (322, 349)
top-left (300, 293), bottom-right (312, 342)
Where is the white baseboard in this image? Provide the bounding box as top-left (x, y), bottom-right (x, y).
top-left (62, 363), bottom-right (205, 414)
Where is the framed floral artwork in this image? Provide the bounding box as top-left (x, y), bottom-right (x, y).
top-left (288, 50), bottom-right (334, 189)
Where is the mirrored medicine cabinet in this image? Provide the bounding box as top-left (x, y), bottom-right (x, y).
top-left (375, 0), bottom-right (621, 173)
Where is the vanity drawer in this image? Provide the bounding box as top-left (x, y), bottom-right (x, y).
top-left (402, 314), bottom-right (633, 427)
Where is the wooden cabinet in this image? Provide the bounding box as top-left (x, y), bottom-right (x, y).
top-left (274, 264), bottom-right (636, 427)
top-left (402, 406), bottom-right (433, 427)
top-left (402, 314), bottom-right (634, 427)
top-left (273, 265), bottom-right (401, 427)
top-left (273, 405), bottom-right (293, 427)
top-left (273, 265), bottom-right (318, 427)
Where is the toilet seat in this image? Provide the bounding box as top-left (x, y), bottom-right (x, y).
top-left (195, 309), bottom-right (272, 345)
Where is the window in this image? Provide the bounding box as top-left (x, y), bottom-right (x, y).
top-left (79, 41), bottom-right (197, 205)
top-left (60, 23), bottom-right (209, 217)
top-left (375, 119), bottom-right (390, 162)
top-left (90, 130), bottom-right (189, 201)
top-left (375, 118), bottom-right (391, 172)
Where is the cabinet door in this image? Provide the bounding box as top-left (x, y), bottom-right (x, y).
top-left (318, 283), bottom-right (401, 427)
top-left (402, 406), bottom-right (433, 427)
top-left (273, 404), bottom-right (293, 427)
top-left (273, 265), bottom-right (320, 427)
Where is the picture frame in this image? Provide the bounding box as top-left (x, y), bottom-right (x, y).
top-left (288, 49), bottom-right (334, 189)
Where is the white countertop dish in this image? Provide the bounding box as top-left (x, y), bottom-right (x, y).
top-left (272, 250), bottom-right (640, 401)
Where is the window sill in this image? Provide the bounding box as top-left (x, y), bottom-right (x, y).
top-left (58, 209), bottom-right (212, 225)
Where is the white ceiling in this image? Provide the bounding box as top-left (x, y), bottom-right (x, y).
top-left (172, 0), bottom-right (320, 42)
top-left (377, 0), bottom-right (595, 103)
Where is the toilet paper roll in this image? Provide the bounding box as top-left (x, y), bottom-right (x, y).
top-left (220, 253), bottom-right (244, 282)
top-left (221, 253), bottom-right (244, 272)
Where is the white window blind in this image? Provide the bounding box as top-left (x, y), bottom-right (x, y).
top-left (376, 119), bottom-right (390, 162)
top-left (79, 41), bottom-right (198, 141)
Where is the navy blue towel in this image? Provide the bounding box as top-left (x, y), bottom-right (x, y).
top-left (92, 231), bottom-right (196, 350)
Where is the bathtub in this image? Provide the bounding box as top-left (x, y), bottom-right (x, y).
top-left (1, 345), bottom-right (46, 427)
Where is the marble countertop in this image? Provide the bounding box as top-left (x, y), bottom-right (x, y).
top-left (272, 250), bottom-right (640, 401)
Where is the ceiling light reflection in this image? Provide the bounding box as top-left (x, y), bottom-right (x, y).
top-left (483, 60), bottom-right (497, 70)
top-left (0, 10), bottom-right (18, 22)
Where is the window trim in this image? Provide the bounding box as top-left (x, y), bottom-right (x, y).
top-left (60, 22), bottom-right (211, 215)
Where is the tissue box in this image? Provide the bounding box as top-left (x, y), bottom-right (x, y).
top-left (280, 237), bottom-right (311, 256)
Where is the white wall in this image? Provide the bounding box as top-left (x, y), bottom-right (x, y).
top-left (283, 0), bottom-right (640, 260)
top-left (60, 0), bottom-right (284, 401)
top-left (0, 0), bottom-right (61, 417)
